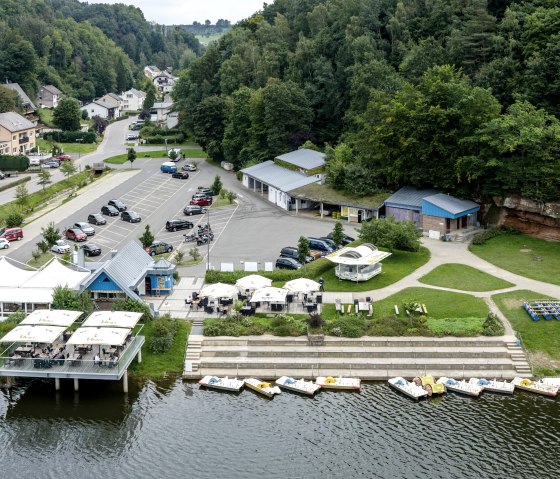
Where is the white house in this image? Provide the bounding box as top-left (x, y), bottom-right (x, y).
top-left (153, 71), bottom-right (178, 94)
top-left (80, 99), bottom-right (120, 120)
top-left (120, 88), bottom-right (146, 111)
top-left (150, 102), bottom-right (172, 124)
top-left (144, 65), bottom-right (161, 80)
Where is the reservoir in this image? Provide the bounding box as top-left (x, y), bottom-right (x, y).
top-left (1, 378), bottom-right (558, 478)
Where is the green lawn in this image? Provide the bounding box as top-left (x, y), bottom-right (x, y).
top-left (470, 234), bottom-right (560, 286)
top-left (105, 148), bottom-right (207, 164)
top-left (38, 108), bottom-right (55, 127)
top-left (28, 252), bottom-right (54, 268)
top-left (37, 138), bottom-right (98, 155)
top-left (128, 320), bottom-right (190, 377)
top-left (493, 290), bottom-right (559, 373)
top-left (419, 263), bottom-right (514, 291)
top-left (210, 197), bottom-right (235, 208)
top-left (318, 247), bottom-right (430, 292)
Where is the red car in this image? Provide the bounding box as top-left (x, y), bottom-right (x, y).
top-left (57, 154), bottom-right (73, 161)
top-left (189, 197), bottom-right (212, 206)
top-left (65, 228), bottom-right (87, 242)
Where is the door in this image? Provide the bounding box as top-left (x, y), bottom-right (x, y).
top-left (145, 277), bottom-right (152, 295)
top-left (358, 210), bottom-right (363, 223)
top-left (461, 215), bottom-right (468, 228)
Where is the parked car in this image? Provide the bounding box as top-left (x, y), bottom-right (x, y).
top-left (101, 205), bottom-right (119, 216)
top-left (121, 210), bottom-right (141, 223)
top-left (191, 193), bottom-right (209, 201)
top-left (65, 228), bottom-right (87, 242)
top-left (190, 197), bottom-right (212, 207)
top-left (165, 219), bottom-right (194, 232)
top-left (108, 199), bottom-right (127, 211)
top-left (318, 237), bottom-right (338, 251)
top-left (183, 205), bottom-right (207, 216)
top-left (0, 238), bottom-right (9, 249)
top-left (280, 246), bottom-right (314, 263)
top-left (126, 133), bottom-right (139, 141)
top-left (0, 227), bottom-right (23, 241)
top-left (161, 162), bottom-right (177, 173)
top-left (73, 222), bottom-right (95, 236)
top-left (182, 163), bottom-right (197, 172)
top-left (326, 232), bottom-right (355, 246)
top-left (56, 154), bottom-right (72, 161)
top-left (0, 170), bottom-right (5, 180)
top-left (307, 237), bottom-right (336, 256)
top-left (275, 257), bottom-right (302, 270)
top-left (172, 171), bottom-right (189, 180)
top-left (42, 160), bottom-right (60, 168)
top-left (81, 243), bottom-right (102, 257)
top-left (197, 187), bottom-right (215, 197)
top-left (88, 213), bottom-right (107, 226)
top-left (146, 241), bottom-right (173, 256)
top-left (51, 239), bottom-right (71, 254)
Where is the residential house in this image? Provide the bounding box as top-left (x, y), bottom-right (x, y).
top-left (120, 88), bottom-right (146, 111)
top-left (98, 93), bottom-right (123, 111)
top-left (80, 99), bottom-right (120, 120)
top-left (153, 71), bottom-right (178, 93)
top-left (37, 85), bottom-right (62, 109)
top-left (0, 111), bottom-right (37, 155)
top-left (4, 83), bottom-right (36, 118)
top-left (384, 186), bottom-right (480, 238)
top-left (150, 102), bottom-right (172, 125)
top-left (144, 65), bottom-right (161, 80)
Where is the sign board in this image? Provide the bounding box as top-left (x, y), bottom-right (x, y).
top-left (264, 262), bottom-right (273, 272)
top-left (244, 262), bottom-right (258, 272)
top-left (220, 263), bottom-right (234, 272)
top-left (428, 230), bottom-right (440, 240)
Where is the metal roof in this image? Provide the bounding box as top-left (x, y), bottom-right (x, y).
top-left (242, 160), bottom-right (320, 192)
top-left (42, 85), bottom-right (62, 95)
top-left (275, 149), bottom-right (326, 170)
top-left (5, 83), bottom-right (36, 110)
top-left (384, 186), bottom-right (440, 209)
top-left (0, 111), bottom-right (35, 132)
top-left (422, 193), bottom-right (479, 215)
top-left (153, 102), bottom-right (172, 109)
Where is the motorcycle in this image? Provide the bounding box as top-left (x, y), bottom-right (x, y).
top-left (196, 234), bottom-right (213, 246)
top-left (183, 233), bottom-right (198, 243)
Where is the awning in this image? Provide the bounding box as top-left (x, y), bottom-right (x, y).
top-left (1, 325), bottom-right (66, 343)
top-left (0, 288), bottom-right (54, 303)
top-left (250, 287), bottom-right (288, 303)
top-left (235, 274), bottom-right (272, 291)
top-left (66, 327), bottom-right (130, 346)
top-left (20, 309), bottom-right (82, 327)
top-left (82, 311), bottom-right (142, 329)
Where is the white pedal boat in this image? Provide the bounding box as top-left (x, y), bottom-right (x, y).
top-left (315, 376), bottom-right (361, 390)
top-left (512, 377), bottom-right (559, 397)
top-left (542, 377), bottom-right (560, 387)
top-left (388, 377), bottom-right (428, 400)
top-left (198, 376), bottom-right (244, 392)
top-left (469, 378), bottom-right (514, 395)
top-left (437, 377), bottom-right (483, 397)
top-left (275, 376), bottom-right (321, 395)
top-left (244, 378), bottom-right (281, 398)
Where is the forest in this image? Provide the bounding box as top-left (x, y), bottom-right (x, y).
top-left (173, 0), bottom-right (560, 203)
top-left (0, 0), bottom-right (201, 103)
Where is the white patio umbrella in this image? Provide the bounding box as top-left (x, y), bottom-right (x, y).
top-left (250, 286), bottom-right (288, 303)
top-left (20, 309), bottom-right (82, 327)
top-left (235, 274), bottom-right (272, 291)
top-left (1, 325), bottom-right (66, 344)
top-left (199, 282), bottom-right (239, 299)
top-left (283, 278), bottom-right (321, 294)
top-left (66, 327), bottom-right (130, 346)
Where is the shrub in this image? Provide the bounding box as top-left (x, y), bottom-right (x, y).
top-left (482, 312), bottom-right (505, 336)
top-left (43, 131), bottom-right (96, 143)
top-left (149, 315), bottom-right (178, 353)
top-left (112, 298), bottom-right (153, 321)
top-left (0, 154), bottom-right (30, 170)
top-left (471, 226), bottom-right (521, 245)
top-left (325, 314), bottom-right (366, 337)
top-left (5, 212), bottom-right (24, 227)
top-left (36, 239), bottom-right (49, 254)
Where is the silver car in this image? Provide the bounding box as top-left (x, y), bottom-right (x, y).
top-left (73, 222), bottom-right (95, 236)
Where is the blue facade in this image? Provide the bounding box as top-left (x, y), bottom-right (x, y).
top-left (88, 272), bottom-right (122, 292)
top-left (421, 200), bottom-right (480, 219)
top-left (148, 274), bottom-right (173, 294)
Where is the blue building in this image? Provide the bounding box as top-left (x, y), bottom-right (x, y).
top-left (80, 241), bottom-right (175, 312)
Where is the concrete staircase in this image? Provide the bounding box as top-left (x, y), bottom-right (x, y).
top-left (183, 318), bottom-right (204, 378)
top-left (185, 335), bottom-right (532, 380)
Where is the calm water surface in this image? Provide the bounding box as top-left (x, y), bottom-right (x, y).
top-left (0, 378), bottom-right (558, 478)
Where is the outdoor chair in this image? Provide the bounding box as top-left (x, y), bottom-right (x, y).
top-left (366, 297), bottom-right (371, 303)
top-left (335, 299), bottom-right (341, 313)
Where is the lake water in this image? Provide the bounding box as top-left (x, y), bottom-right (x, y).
top-left (0, 377), bottom-right (558, 478)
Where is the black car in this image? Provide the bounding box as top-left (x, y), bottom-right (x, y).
top-left (275, 257), bottom-right (302, 270)
top-left (183, 205), bottom-right (206, 216)
top-left (172, 171), bottom-right (189, 180)
top-left (101, 205), bottom-right (119, 216)
top-left (326, 232), bottom-right (355, 246)
top-left (82, 243), bottom-right (102, 257)
top-left (146, 241), bottom-right (173, 256)
top-left (280, 246), bottom-right (314, 263)
top-left (88, 213), bottom-right (107, 226)
top-left (108, 199), bottom-right (127, 211)
top-left (166, 219), bottom-right (194, 232)
top-left (121, 211), bottom-right (141, 223)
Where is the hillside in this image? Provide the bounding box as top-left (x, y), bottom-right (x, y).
top-left (172, 0), bottom-right (560, 205)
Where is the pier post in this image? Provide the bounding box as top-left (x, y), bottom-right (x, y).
top-left (55, 378), bottom-right (60, 391)
top-left (122, 370), bottom-right (129, 393)
top-left (137, 349), bottom-right (142, 363)
top-left (73, 378), bottom-right (79, 391)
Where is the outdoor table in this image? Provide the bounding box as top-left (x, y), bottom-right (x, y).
top-left (10, 354), bottom-right (23, 366)
top-left (107, 347), bottom-right (117, 355)
top-left (70, 353), bottom-right (82, 366)
top-left (15, 347), bottom-right (33, 356)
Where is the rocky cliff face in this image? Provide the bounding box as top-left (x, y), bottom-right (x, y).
top-left (483, 196), bottom-right (560, 241)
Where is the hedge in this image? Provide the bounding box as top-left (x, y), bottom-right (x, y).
top-left (0, 175), bottom-right (30, 193)
top-left (471, 226), bottom-right (521, 245)
top-left (205, 258), bottom-right (334, 283)
top-left (143, 134), bottom-right (185, 144)
top-left (0, 155), bottom-right (30, 170)
top-left (42, 131), bottom-right (96, 143)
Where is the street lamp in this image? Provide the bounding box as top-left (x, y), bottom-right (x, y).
top-left (206, 206), bottom-right (211, 272)
top-left (76, 138), bottom-right (83, 159)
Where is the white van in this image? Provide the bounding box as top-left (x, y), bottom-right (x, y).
top-left (28, 158), bottom-right (41, 167)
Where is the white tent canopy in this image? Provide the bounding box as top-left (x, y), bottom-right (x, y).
top-left (66, 327), bottom-right (130, 346)
top-left (235, 274), bottom-right (272, 291)
top-left (199, 282), bottom-right (239, 299)
top-left (250, 286), bottom-right (288, 303)
top-left (20, 309), bottom-right (82, 327)
top-left (0, 288), bottom-right (54, 303)
top-left (0, 257), bottom-right (36, 287)
top-left (1, 325), bottom-right (66, 344)
top-left (283, 278), bottom-right (320, 294)
top-left (22, 259), bottom-right (89, 288)
top-left (82, 311), bottom-right (142, 329)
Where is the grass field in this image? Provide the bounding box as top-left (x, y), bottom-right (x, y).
top-left (105, 148), bottom-right (207, 165)
top-left (492, 290), bottom-right (559, 375)
top-left (128, 320), bottom-right (190, 377)
top-left (419, 263), bottom-right (514, 291)
top-left (27, 251), bottom-right (54, 268)
top-left (37, 138), bottom-right (98, 155)
top-left (470, 234), bottom-right (560, 285)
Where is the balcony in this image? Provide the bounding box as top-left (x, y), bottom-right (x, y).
top-left (19, 136), bottom-right (29, 144)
